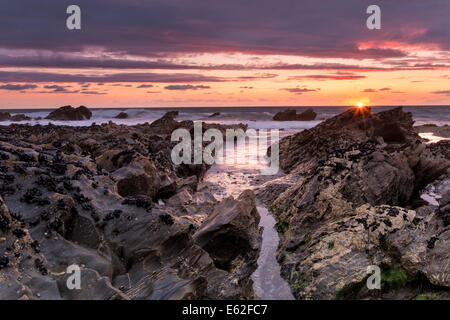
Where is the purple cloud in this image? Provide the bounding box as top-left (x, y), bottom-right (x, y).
top-left (0, 84), bottom-right (37, 91)
top-left (164, 85), bottom-right (211, 90)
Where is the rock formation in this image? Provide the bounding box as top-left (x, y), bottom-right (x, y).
top-left (272, 108), bottom-right (317, 121)
top-left (0, 114), bottom-right (259, 300)
top-left (46, 106), bottom-right (92, 121)
top-left (259, 106), bottom-right (450, 299)
top-left (114, 112), bottom-right (129, 119)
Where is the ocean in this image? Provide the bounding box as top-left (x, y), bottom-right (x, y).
top-left (1, 106), bottom-right (449, 130)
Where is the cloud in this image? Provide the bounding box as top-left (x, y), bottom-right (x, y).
top-left (137, 84), bottom-right (154, 88)
top-left (0, 0), bottom-right (447, 60)
top-left (0, 54), bottom-right (441, 72)
top-left (281, 87), bottom-right (320, 94)
top-left (0, 84), bottom-right (37, 91)
top-left (164, 85), bottom-right (211, 91)
top-left (362, 87), bottom-right (392, 93)
top-left (81, 90), bottom-right (107, 95)
top-left (432, 90), bottom-right (450, 95)
top-left (0, 71), bottom-right (224, 83)
top-left (44, 85), bottom-right (72, 92)
top-left (289, 73), bottom-right (366, 81)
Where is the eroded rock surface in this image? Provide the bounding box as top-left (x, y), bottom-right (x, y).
top-left (272, 108), bottom-right (317, 121)
top-left (0, 115), bottom-right (259, 300)
top-left (46, 106), bottom-right (92, 121)
top-left (260, 107), bottom-right (450, 299)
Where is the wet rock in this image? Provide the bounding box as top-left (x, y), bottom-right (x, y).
top-left (264, 107), bottom-right (450, 299)
top-left (208, 112), bottom-right (221, 118)
top-left (113, 158), bottom-right (161, 199)
top-left (114, 112), bottom-right (129, 119)
top-left (10, 114), bottom-right (32, 122)
top-left (58, 268), bottom-right (127, 300)
top-left (273, 108), bottom-right (317, 121)
top-left (46, 105), bottom-right (92, 121)
top-left (0, 112), bottom-right (11, 121)
top-left (0, 116), bottom-right (260, 300)
top-left (194, 190), bottom-right (261, 271)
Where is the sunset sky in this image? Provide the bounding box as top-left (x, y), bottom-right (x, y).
top-left (0, 0), bottom-right (449, 108)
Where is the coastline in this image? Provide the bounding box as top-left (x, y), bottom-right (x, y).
top-left (0, 106), bottom-right (449, 300)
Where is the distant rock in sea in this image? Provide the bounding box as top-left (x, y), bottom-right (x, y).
top-left (272, 108), bottom-right (317, 121)
top-left (114, 112), bottom-right (129, 119)
top-left (0, 112), bottom-right (11, 121)
top-left (414, 124), bottom-right (450, 138)
top-left (45, 105), bottom-right (92, 121)
top-left (208, 112), bottom-right (221, 118)
top-left (0, 112), bottom-right (31, 122)
top-left (10, 114), bottom-right (31, 122)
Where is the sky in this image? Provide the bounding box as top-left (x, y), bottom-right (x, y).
top-left (0, 0), bottom-right (449, 108)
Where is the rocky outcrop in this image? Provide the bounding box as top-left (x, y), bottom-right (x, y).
top-left (415, 124), bottom-right (450, 138)
top-left (194, 190), bottom-right (261, 271)
top-left (46, 106), bottom-right (92, 121)
top-left (0, 112), bottom-right (31, 122)
top-left (209, 112), bottom-right (221, 118)
top-left (0, 112), bottom-right (259, 300)
top-left (261, 106), bottom-right (450, 299)
top-left (0, 112), bottom-right (11, 121)
top-left (114, 112), bottom-right (128, 119)
top-left (273, 108), bottom-right (317, 121)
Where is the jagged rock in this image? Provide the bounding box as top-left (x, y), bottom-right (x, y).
top-left (46, 105), bottom-right (92, 121)
top-left (415, 124), bottom-right (450, 138)
top-left (194, 190), bottom-right (261, 271)
top-left (58, 268), bottom-right (127, 300)
top-left (0, 112), bottom-right (261, 300)
top-left (114, 112), bottom-right (129, 119)
top-left (273, 108), bottom-right (317, 121)
top-left (263, 107), bottom-right (450, 299)
top-left (0, 112), bottom-right (31, 122)
top-left (10, 114), bottom-right (31, 122)
top-left (114, 159), bottom-right (161, 198)
top-left (209, 112), bottom-right (221, 118)
top-left (0, 112), bottom-right (11, 121)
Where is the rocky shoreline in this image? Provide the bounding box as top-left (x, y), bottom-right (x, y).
top-left (0, 106), bottom-right (449, 300)
top-left (257, 107), bottom-right (449, 300)
top-left (0, 112), bottom-right (260, 300)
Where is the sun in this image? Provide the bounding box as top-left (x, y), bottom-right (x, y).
top-left (357, 102), bottom-right (365, 108)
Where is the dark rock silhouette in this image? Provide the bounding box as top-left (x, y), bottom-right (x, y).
top-left (46, 105), bottom-right (92, 121)
top-left (209, 112), bottom-right (221, 118)
top-left (114, 112), bottom-right (128, 119)
top-left (272, 108), bottom-right (317, 121)
top-left (0, 112), bottom-right (31, 122)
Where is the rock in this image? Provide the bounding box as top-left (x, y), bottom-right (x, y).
top-left (208, 112), bottom-right (221, 118)
top-left (58, 268), bottom-right (127, 300)
top-left (415, 124), bottom-right (450, 139)
top-left (113, 157), bottom-right (161, 198)
top-left (0, 112), bottom-right (11, 121)
top-left (0, 114), bottom-right (261, 300)
top-left (0, 112), bottom-right (30, 122)
top-left (149, 111), bottom-right (189, 134)
top-left (114, 112), bottom-right (128, 119)
top-left (297, 108), bottom-right (317, 121)
top-left (263, 106), bottom-right (450, 299)
top-left (46, 105), bottom-right (92, 121)
top-left (10, 114), bottom-right (31, 121)
top-left (273, 108), bottom-right (317, 121)
top-left (194, 190), bottom-right (261, 271)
